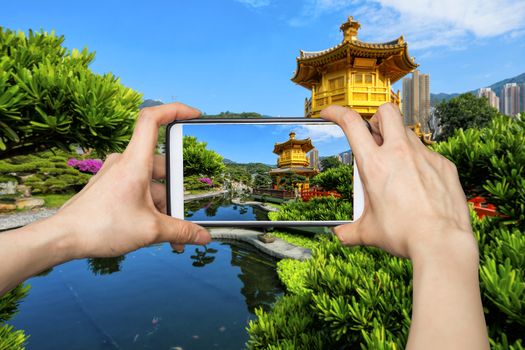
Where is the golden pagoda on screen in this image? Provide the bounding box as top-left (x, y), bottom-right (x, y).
top-left (292, 16), bottom-right (432, 143)
top-left (270, 132), bottom-right (318, 191)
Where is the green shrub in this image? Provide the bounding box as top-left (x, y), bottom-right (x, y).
top-left (0, 27), bottom-right (142, 159)
top-left (432, 115), bottom-right (525, 229)
top-left (269, 196), bottom-right (352, 221)
top-left (0, 284), bottom-right (30, 350)
top-left (0, 150), bottom-right (92, 194)
top-left (311, 165), bottom-right (353, 199)
top-left (271, 230), bottom-right (320, 250)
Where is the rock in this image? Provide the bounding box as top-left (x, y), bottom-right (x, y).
top-left (258, 233), bottom-right (276, 243)
top-left (15, 197), bottom-right (45, 210)
top-left (0, 203), bottom-right (17, 212)
top-left (16, 185), bottom-right (31, 197)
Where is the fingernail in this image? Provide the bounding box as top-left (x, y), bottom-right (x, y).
top-left (194, 228), bottom-right (211, 245)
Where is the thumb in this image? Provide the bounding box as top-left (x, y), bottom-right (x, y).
top-left (156, 214), bottom-right (211, 246)
top-left (332, 220), bottom-right (363, 246)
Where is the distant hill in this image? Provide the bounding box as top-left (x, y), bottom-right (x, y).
top-left (205, 111), bottom-right (270, 118)
top-left (139, 99), bottom-right (164, 109)
top-left (430, 71), bottom-right (525, 106)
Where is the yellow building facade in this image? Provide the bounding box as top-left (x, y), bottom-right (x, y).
top-left (292, 17), bottom-right (418, 119)
top-left (269, 132), bottom-right (318, 191)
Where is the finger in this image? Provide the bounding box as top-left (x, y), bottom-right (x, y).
top-left (367, 113), bottom-right (384, 146)
top-left (150, 182), bottom-right (167, 214)
top-left (170, 243), bottom-right (185, 253)
top-left (320, 105), bottom-right (378, 161)
top-left (125, 102), bottom-right (201, 164)
top-left (155, 214), bottom-right (211, 246)
top-left (332, 221), bottom-right (363, 246)
top-left (152, 154), bottom-right (166, 180)
top-left (373, 103), bottom-right (408, 144)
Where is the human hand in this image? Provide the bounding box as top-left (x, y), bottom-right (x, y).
top-left (55, 102), bottom-right (211, 259)
top-left (320, 103), bottom-right (476, 261)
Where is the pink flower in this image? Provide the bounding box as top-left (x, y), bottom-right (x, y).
top-left (67, 158), bottom-right (103, 174)
top-left (198, 177), bottom-right (213, 186)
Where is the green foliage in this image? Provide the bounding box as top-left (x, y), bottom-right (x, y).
top-left (0, 325), bottom-right (27, 350)
top-left (0, 284), bottom-right (30, 350)
top-left (0, 27), bottom-right (142, 159)
top-left (311, 164), bottom-right (353, 199)
top-left (271, 230), bottom-right (319, 250)
top-left (224, 162), bottom-right (272, 187)
top-left (434, 93), bottom-right (499, 141)
top-left (34, 192), bottom-right (75, 207)
top-left (432, 115), bottom-right (525, 228)
top-left (183, 136), bottom-right (224, 177)
top-left (269, 196), bottom-right (352, 221)
top-left (247, 236), bottom-right (412, 349)
top-left (0, 150), bottom-right (92, 194)
top-left (320, 156), bottom-right (341, 170)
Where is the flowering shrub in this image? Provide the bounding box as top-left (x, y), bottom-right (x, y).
top-left (67, 159), bottom-right (103, 174)
top-left (198, 177), bottom-right (213, 186)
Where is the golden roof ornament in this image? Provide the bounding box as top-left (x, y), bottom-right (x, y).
top-left (340, 16), bottom-right (360, 42)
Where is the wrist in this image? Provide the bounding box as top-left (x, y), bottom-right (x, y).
top-left (24, 212), bottom-right (81, 263)
top-left (409, 229), bottom-right (479, 269)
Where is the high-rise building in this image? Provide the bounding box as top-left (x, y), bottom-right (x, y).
top-left (308, 148), bottom-right (320, 170)
top-left (477, 88), bottom-right (500, 111)
top-left (341, 151), bottom-right (352, 165)
top-left (501, 83), bottom-right (521, 116)
top-left (401, 70), bottom-right (430, 131)
top-left (520, 83), bottom-right (525, 113)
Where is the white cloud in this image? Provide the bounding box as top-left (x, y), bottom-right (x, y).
top-left (293, 125), bottom-right (346, 143)
top-left (289, 0), bottom-right (525, 50)
top-left (235, 0), bottom-right (271, 8)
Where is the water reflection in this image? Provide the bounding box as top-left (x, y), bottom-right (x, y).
top-left (189, 246), bottom-right (218, 267)
top-left (185, 195), bottom-right (269, 221)
top-left (229, 243), bottom-right (284, 313)
top-left (87, 256), bottom-right (126, 275)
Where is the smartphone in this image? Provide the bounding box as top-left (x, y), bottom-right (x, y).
top-left (166, 117), bottom-right (364, 227)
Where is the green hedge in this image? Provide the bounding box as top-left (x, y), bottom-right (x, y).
top-left (0, 150), bottom-right (92, 194)
top-left (268, 196), bottom-right (352, 221)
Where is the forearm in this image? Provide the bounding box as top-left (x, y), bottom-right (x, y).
top-left (407, 232), bottom-right (489, 350)
top-left (0, 215), bottom-right (77, 295)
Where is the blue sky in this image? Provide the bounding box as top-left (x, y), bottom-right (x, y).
top-left (2, 0), bottom-right (524, 118)
top-left (184, 124), bottom-right (349, 164)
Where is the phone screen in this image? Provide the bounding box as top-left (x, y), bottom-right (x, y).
top-left (167, 119), bottom-right (361, 227)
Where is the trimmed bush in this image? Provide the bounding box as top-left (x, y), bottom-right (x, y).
top-left (268, 196), bottom-right (352, 221)
top-left (0, 284), bottom-right (30, 350)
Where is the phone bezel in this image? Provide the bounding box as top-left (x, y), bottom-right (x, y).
top-left (166, 117), bottom-right (362, 227)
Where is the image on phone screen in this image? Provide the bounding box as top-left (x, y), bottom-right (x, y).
top-left (167, 119), bottom-right (359, 226)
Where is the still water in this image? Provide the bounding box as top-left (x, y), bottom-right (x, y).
top-left (185, 196), bottom-right (268, 221)
top-left (10, 241), bottom-right (284, 350)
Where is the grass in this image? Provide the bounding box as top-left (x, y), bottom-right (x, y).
top-left (34, 192), bottom-right (76, 208)
top-left (271, 230), bottom-right (319, 250)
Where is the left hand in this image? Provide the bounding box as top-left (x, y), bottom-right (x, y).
top-left (57, 102), bottom-right (211, 258)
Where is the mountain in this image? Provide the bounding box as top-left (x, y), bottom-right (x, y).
top-left (430, 72), bottom-right (525, 106)
top-left (139, 99), bottom-right (164, 109)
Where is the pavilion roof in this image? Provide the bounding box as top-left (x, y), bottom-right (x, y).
top-left (291, 17), bottom-right (418, 88)
top-left (273, 137), bottom-right (314, 154)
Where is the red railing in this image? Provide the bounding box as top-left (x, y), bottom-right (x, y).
top-left (468, 196), bottom-right (498, 219)
top-left (301, 189), bottom-right (341, 202)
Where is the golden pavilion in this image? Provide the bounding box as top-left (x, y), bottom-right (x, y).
top-left (269, 132), bottom-right (319, 191)
top-left (292, 16), bottom-right (418, 119)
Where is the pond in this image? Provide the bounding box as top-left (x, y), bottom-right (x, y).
top-left (185, 196), bottom-right (268, 221)
top-left (10, 241), bottom-right (284, 350)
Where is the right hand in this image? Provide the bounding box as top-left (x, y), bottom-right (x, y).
top-left (320, 103), bottom-right (476, 260)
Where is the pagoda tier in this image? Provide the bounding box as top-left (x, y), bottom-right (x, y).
top-left (292, 16), bottom-right (418, 118)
